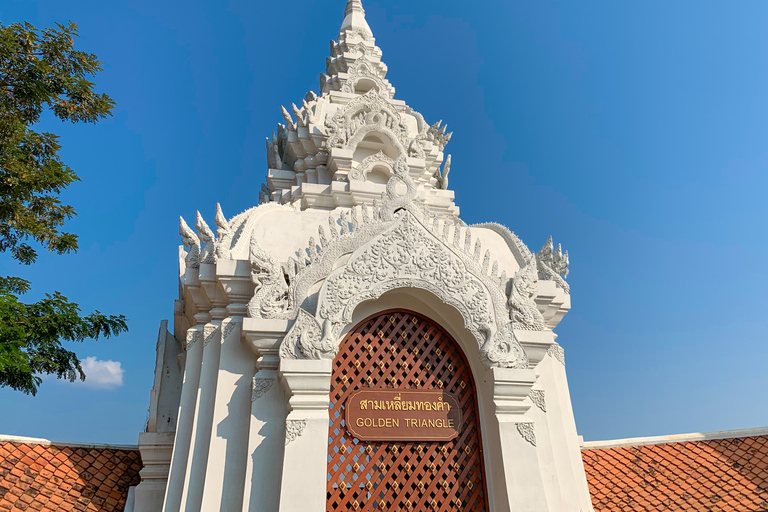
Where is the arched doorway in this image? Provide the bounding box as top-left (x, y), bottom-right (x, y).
top-left (326, 310), bottom-right (489, 511)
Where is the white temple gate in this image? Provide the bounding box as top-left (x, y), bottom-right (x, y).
top-left (132, 1), bottom-right (594, 511)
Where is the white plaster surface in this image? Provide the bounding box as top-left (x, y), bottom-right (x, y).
top-left (140, 1), bottom-right (592, 511)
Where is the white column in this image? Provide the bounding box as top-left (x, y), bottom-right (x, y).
top-left (492, 367), bottom-right (550, 512)
top-left (199, 319), bottom-right (255, 512)
top-left (525, 387), bottom-right (564, 512)
top-left (134, 432), bottom-right (175, 512)
top-left (163, 324), bottom-right (205, 512)
top-left (276, 359), bottom-right (333, 512)
top-left (539, 346), bottom-right (595, 511)
top-left (241, 319), bottom-right (292, 512)
top-left (179, 321), bottom-right (223, 511)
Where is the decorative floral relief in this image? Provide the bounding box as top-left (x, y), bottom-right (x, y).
top-left (344, 28), bottom-right (373, 42)
top-left (340, 59), bottom-right (391, 98)
top-left (547, 343), bottom-right (566, 366)
top-left (311, 209), bottom-right (528, 369)
top-left (325, 91), bottom-right (409, 151)
top-left (319, 211), bottom-right (492, 327)
top-left (203, 325), bottom-right (219, 348)
top-left (285, 420), bottom-right (307, 446)
top-left (288, 208), bottom-right (393, 317)
top-left (529, 390), bottom-right (547, 413)
top-left (279, 309), bottom-right (331, 360)
top-left (185, 331), bottom-right (201, 351)
top-left (482, 323), bottom-right (529, 369)
top-left (516, 422), bottom-right (537, 447)
top-left (222, 321), bottom-right (238, 342)
top-left (251, 378), bottom-right (275, 402)
top-left (349, 151), bottom-right (394, 182)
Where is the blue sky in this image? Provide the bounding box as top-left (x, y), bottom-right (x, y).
top-left (1, 0), bottom-right (766, 445)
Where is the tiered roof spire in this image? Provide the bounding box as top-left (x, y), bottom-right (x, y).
top-left (261, 0), bottom-right (458, 216)
top-left (340, 0), bottom-right (373, 39)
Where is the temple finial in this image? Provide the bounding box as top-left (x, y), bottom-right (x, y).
top-left (340, 0), bottom-right (373, 39)
top-left (345, 0), bottom-right (365, 15)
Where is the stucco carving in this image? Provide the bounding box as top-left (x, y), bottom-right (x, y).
top-left (285, 420), bottom-right (307, 446)
top-left (340, 59), bottom-right (392, 98)
top-left (344, 28), bottom-right (372, 42)
top-left (252, 378), bottom-right (275, 402)
top-left (529, 390), bottom-right (547, 413)
top-left (288, 207), bottom-right (393, 316)
top-left (196, 212), bottom-right (216, 265)
top-left (214, 203), bottom-right (232, 260)
top-left (427, 119), bottom-right (453, 149)
top-left (481, 322), bottom-right (529, 369)
top-left (471, 223), bottom-right (531, 268)
top-left (248, 232), bottom-right (291, 319)
top-left (273, 152), bottom-right (529, 368)
top-left (179, 217), bottom-right (201, 270)
top-left (437, 155), bottom-right (451, 190)
top-left (349, 151), bottom-right (394, 181)
top-left (203, 325), bottom-right (219, 348)
top-left (547, 343), bottom-right (566, 365)
top-left (222, 321), bottom-right (238, 342)
top-left (288, 204), bottom-right (528, 368)
top-left (279, 308), bottom-right (332, 360)
top-left (226, 203), bottom-right (296, 261)
top-left (537, 236), bottom-right (570, 293)
top-left (185, 330), bottom-right (201, 351)
top-left (516, 422), bottom-right (537, 447)
top-left (326, 90), bottom-right (409, 151)
top-left (509, 256), bottom-right (545, 331)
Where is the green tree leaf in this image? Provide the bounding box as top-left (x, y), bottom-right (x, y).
top-left (0, 21), bottom-right (126, 394)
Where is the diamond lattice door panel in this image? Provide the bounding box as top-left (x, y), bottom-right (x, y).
top-left (327, 310), bottom-right (488, 512)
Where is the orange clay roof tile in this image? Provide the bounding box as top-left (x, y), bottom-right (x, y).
top-left (583, 435), bottom-right (768, 512)
top-left (0, 442), bottom-right (140, 512)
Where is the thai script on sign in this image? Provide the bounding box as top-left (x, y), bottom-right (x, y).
top-left (345, 389), bottom-right (462, 442)
top-left (359, 394), bottom-right (452, 413)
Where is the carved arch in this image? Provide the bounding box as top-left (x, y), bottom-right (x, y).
top-left (279, 209), bottom-right (528, 369)
top-left (347, 124), bottom-right (407, 157)
top-left (326, 91), bottom-right (410, 151)
top-left (341, 60), bottom-right (392, 98)
top-left (349, 151), bottom-right (395, 182)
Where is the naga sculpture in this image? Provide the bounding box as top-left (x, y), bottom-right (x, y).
top-left (179, 216), bottom-right (201, 269)
top-left (537, 236), bottom-right (570, 293)
top-left (247, 233), bottom-right (291, 319)
top-left (214, 203), bottom-right (231, 260)
top-left (509, 256), bottom-right (546, 331)
top-left (196, 211), bottom-right (216, 265)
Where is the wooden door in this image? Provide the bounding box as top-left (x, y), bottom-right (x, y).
top-left (326, 310), bottom-right (488, 512)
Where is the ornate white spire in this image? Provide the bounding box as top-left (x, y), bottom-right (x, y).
top-left (323, 0), bottom-right (391, 97)
top-left (345, 0), bottom-right (364, 14)
top-left (340, 0), bottom-right (373, 40)
top-left (262, 0), bottom-right (459, 217)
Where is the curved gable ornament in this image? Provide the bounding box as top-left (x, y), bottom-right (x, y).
top-left (326, 91), bottom-right (411, 153)
top-left (280, 208), bottom-right (528, 369)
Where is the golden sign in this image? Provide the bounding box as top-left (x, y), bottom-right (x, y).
top-left (345, 389), bottom-right (462, 442)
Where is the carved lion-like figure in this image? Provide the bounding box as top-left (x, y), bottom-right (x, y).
top-left (247, 233), bottom-right (291, 319)
top-left (509, 256), bottom-right (545, 331)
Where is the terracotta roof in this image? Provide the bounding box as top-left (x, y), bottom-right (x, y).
top-left (582, 434), bottom-right (768, 511)
top-left (0, 440), bottom-right (141, 512)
